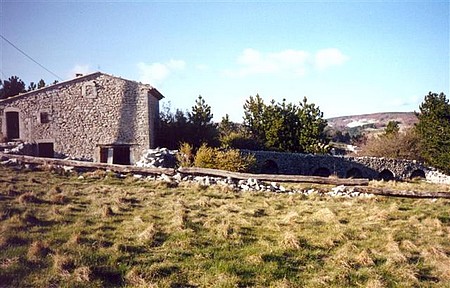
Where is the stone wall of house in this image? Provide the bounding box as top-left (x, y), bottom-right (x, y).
top-left (0, 73), bottom-right (159, 163)
top-left (246, 150), bottom-right (437, 181)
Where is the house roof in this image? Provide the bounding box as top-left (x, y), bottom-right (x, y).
top-left (0, 71), bottom-right (164, 103)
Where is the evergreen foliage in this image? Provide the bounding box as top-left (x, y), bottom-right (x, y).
top-left (0, 76), bottom-right (26, 99)
top-left (187, 95), bottom-right (218, 148)
top-left (243, 95), bottom-right (328, 153)
top-left (384, 121), bottom-right (400, 136)
top-left (27, 82), bottom-right (37, 92)
top-left (415, 92), bottom-right (450, 173)
top-left (156, 97), bottom-right (219, 149)
top-left (37, 79), bottom-right (46, 89)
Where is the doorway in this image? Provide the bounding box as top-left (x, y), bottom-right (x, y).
top-left (5, 111), bottom-right (19, 140)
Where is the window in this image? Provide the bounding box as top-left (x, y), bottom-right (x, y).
top-left (40, 112), bottom-right (50, 124)
top-left (82, 81), bottom-right (97, 98)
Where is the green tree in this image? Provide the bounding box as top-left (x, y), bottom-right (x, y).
top-left (297, 97), bottom-right (328, 153)
top-left (37, 79), bottom-right (46, 89)
top-left (156, 102), bottom-right (191, 149)
top-left (0, 76), bottom-right (26, 99)
top-left (187, 95), bottom-right (218, 148)
top-left (264, 99), bottom-right (300, 152)
top-left (242, 95), bottom-right (328, 153)
top-left (384, 121), bottom-right (400, 136)
top-left (415, 92), bottom-right (450, 173)
top-left (27, 82), bottom-right (37, 91)
top-left (243, 94), bottom-right (266, 146)
top-left (218, 114), bottom-right (235, 136)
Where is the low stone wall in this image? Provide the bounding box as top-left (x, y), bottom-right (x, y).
top-left (244, 150), bottom-right (448, 182)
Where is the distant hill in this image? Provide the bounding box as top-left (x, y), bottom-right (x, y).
top-left (327, 112), bottom-right (418, 133)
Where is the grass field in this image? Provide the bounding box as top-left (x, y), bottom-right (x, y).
top-left (0, 165), bottom-right (449, 287)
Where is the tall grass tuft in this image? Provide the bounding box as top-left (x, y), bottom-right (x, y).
top-left (27, 240), bottom-right (51, 262)
top-left (18, 192), bottom-right (40, 204)
top-left (102, 205), bottom-right (114, 217)
top-left (73, 266), bottom-right (92, 283)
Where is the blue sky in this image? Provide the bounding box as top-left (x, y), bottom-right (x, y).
top-left (1, 1), bottom-right (448, 121)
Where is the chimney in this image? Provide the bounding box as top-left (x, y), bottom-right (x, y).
top-left (75, 73), bottom-right (83, 77)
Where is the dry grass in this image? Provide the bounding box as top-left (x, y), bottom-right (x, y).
top-left (27, 240), bottom-right (51, 262)
top-left (0, 165), bottom-right (449, 287)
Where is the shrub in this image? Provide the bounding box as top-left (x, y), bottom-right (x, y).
top-left (176, 142), bottom-right (194, 167)
top-left (215, 149), bottom-right (256, 172)
top-left (358, 128), bottom-right (422, 160)
top-left (192, 144), bottom-right (256, 172)
top-left (193, 144), bottom-right (216, 169)
top-left (220, 131), bottom-right (262, 150)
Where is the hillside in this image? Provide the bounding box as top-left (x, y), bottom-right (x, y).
top-left (326, 112), bottom-right (419, 143)
top-left (327, 112), bottom-right (418, 131)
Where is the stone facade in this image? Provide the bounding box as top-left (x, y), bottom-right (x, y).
top-left (0, 72), bottom-right (162, 164)
top-left (246, 150), bottom-right (444, 181)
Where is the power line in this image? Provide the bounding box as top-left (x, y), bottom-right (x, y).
top-left (0, 34), bottom-right (63, 81)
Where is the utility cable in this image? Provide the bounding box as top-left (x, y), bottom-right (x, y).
top-left (0, 34), bottom-right (63, 81)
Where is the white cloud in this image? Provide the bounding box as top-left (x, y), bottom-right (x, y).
top-left (226, 48), bottom-right (309, 77)
top-left (196, 64), bottom-right (209, 71)
top-left (225, 48), bottom-right (347, 78)
top-left (137, 59), bottom-right (186, 85)
top-left (314, 48), bottom-right (349, 71)
top-left (68, 64), bottom-right (93, 78)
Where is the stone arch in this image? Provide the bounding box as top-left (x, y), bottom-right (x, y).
top-left (378, 169), bottom-right (395, 181)
top-left (410, 169), bottom-right (426, 180)
top-left (313, 167), bottom-right (331, 177)
top-left (346, 167), bottom-right (363, 179)
top-left (261, 159), bottom-right (279, 174)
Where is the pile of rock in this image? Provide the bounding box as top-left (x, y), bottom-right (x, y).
top-left (425, 169), bottom-right (450, 185)
top-left (1, 142), bottom-right (27, 154)
top-left (152, 173), bottom-right (374, 198)
top-left (135, 148), bottom-right (177, 168)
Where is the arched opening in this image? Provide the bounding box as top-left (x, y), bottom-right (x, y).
top-left (261, 160), bottom-right (279, 174)
top-left (410, 169), bottom-right (426, 180)
top-left (313, 167), bottom-right (331, 177)
top-left (346, 167), bottom-right (363, 179)
top-left (378, 169), bottom-right (395, 181)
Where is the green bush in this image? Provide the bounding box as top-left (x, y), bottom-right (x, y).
top-left (193, 144), bottom-right (216, 169)
top-left (220, 132), bottom-right (262, 150)
top-left (176, 143), bottom-right (194, 167)
top-left (190, 143), bottom-right (256, 172)
top-left (215, 149), bottom-right (256, 172)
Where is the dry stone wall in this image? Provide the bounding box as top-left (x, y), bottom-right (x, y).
top-left (0, 72), bottom-right (161, 163)
top-left (246, 150), bottom-right (446, 182)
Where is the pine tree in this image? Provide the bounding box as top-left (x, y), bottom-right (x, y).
top-left (297, 97), bottom-right (328, 153)
top-left (243, 94), bottom-right (266, 145)
top-left (27, 82), bottom-right (37, 91)
top-left (384, 121), bottom-right (400, 136)
top-left (415, 92), bottom-right (450, 173)
top-left (0, 76), bottom-right (26, 99)
top-left (242, 95), bottom-right (328, 153)
top-left (187, 95), bottom-right (218, 148)
top-left (37, 79), bottom-right (46, 89)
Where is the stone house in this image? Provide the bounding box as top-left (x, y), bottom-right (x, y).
top-left (0, 72), bottom-right (163, 165)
